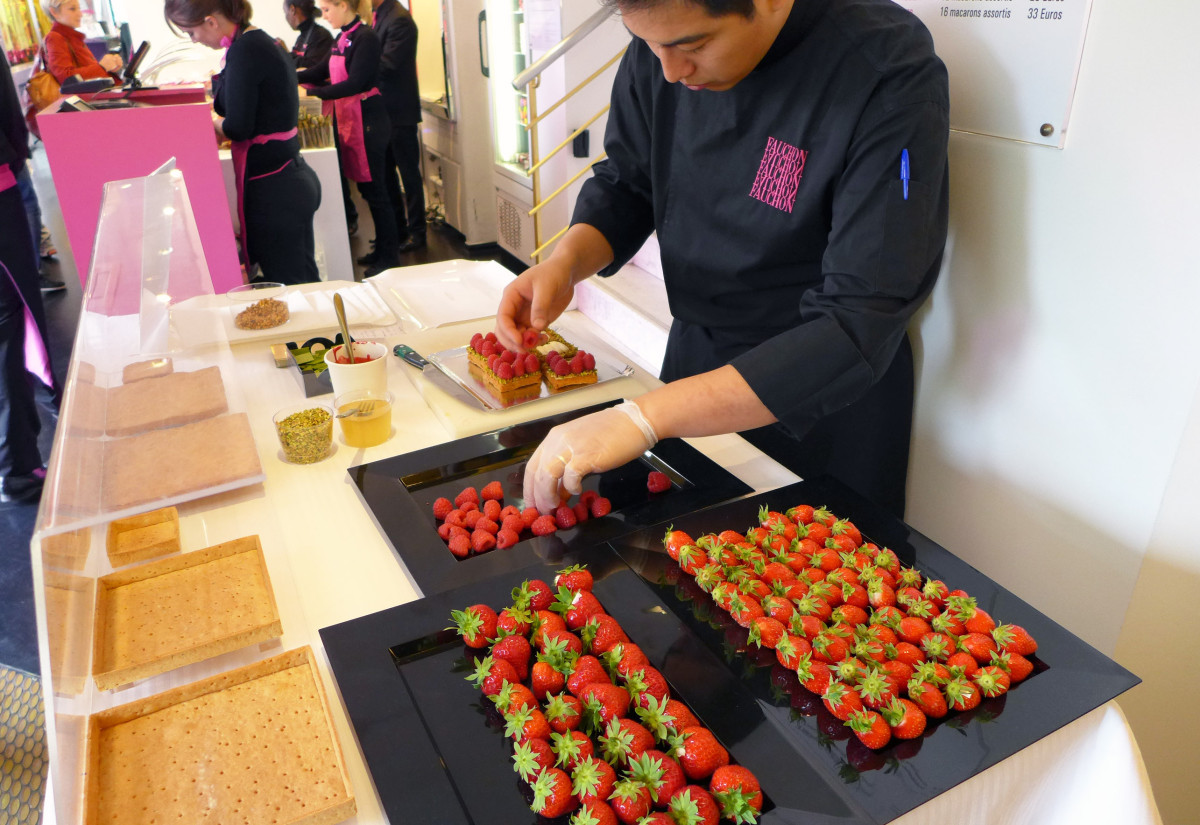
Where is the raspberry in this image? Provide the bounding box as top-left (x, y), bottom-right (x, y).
top-left (484, 332), bottom-right (498, 343)
top-left (482, 499), bottom-right (502, 521)
top-left (437, 522), bottom-right (455, 541)
top-left (553, 359), bottom-right (571, 376)
top-left (471, 529), bottom-right (497, 553)
top-left (454, 487), bottom-right (478, 508)
top-left (647, 471), bottom-right (671, 493)
top-left (525, 353), bottom-right (539, 372)
top-left (522, 328), bottom-right (540, 349)
top-left (502, 515), bottom-right (525, 534)
top-left (572, 502), bottom-right (590, 523)
top-left (462, 510), bottom-right (482, 529)
top-left (470, 332), bottom-right (484, 350)
top-left (500, 349), bottom-right (517, 363)
top-left (481, 480), bottom-right (504, 501)
top-left (521, 507), bottom-right (541, 527)
top-left (569, 353), bottom-right (586, 373)
top-left (475, 517), bottom-right (499, 534)
top-left (512, 359), bottom-right (526, 376)
top-left (444, 509), bottom-right (465, 528)
top-left (448, 534), bottom-right (471, 558)
top-left (579, 490), bottom-right (598, 506)
top-left (487, 353), bottom-right (500, 371)
top-left (554, 505), bottom-right (577, 530)
top-left (457, 499), bottom-right (478, 513)
top-left (589, 496), bottom-right (613, 518)
top-left (530, 515), bottom-right (558, 536)
top-left (582, 353), bottom-right (596, 370)
top-left (432, 497), bottom-right (453, 521)
top-left (500, 505), bottom-right (521, 520)
top-left (496, 528), bottom-right (520, 549)
top-left (479, 340), bottom-right (496, 357)
top-left (496, 362), bottom-right (514, 379)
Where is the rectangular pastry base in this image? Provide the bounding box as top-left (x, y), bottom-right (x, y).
top-left (85, 646), bottom-right (356, 825)
top-left (105, 506), bottom-right (181, 567)
top-left (92, 535), bottom-right (282, 691)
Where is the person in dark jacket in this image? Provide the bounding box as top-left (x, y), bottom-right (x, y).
top-left (368, 0), bottom-right (425, 256)
top-left (284, 0), bottom-right (334, 70)
top-left (0, 55), bottom-right (51, 503)
top-left (504, 0), bottom-right (950, 519)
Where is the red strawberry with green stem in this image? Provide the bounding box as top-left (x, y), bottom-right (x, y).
top-left (675, 727), bottom-right (729, 781)
top-left (846, 707), bottom-right (891, 750)
top-left (708, 764), bottom-right (763, 824)
top-left (448, 604), bottom-right (497, 648)
top-left (512, 737), bottom-right (555, 783)
top-left (571, 756), bottom-right (618, 807)
top-left (530, 766), bottom-right (578, 818)
top-left (668, 785), bottom-right (722, 825)
top-left (608, 778), bottom-right (652, 825)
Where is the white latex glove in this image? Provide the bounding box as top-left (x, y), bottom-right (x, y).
top-left (523, 401), bottom-right (659, 513)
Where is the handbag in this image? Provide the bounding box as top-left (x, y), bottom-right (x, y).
top-left (21, 46), bottom-right (61, 138)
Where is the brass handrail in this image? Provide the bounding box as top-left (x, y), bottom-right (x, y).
top-left (528, 105), bottom-right (609, 175)
top-left (529, 48), bottom-right (625, 128)
top-left (529, 153), bottom-right (608, 218)
top-left (513, 7), bottom-right (617, 91)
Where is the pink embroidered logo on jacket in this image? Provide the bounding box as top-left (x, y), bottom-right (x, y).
top-left (749, 136), bottom-right (808, 213)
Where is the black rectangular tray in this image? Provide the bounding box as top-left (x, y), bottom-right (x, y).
top-left (320, 476), bottom-right (1140, 825)
top-left (346, 400), bottom-right (752, 595)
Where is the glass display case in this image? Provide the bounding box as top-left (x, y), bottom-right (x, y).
top-left (28, 168), bottom-right (319, 825)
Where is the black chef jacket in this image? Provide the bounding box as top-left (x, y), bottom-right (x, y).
top-left (572, 0), bottom-right (950, 464)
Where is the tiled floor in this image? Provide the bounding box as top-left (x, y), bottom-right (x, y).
top-left (0, 144), bottom-right (524, 677)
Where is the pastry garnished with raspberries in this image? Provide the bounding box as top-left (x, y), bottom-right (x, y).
top-left (542, 348), bottom-right (598, 392)
top-left (468, 331), bottom-right (542, 403)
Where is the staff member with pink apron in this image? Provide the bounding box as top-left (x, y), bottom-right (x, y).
top-left (298, 0), bottom-right (400, 276)
top-left (166, 0), bottom-right (322, 285)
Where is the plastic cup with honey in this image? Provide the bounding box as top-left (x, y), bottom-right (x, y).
top-left (334, 389), bottom-right (393, 448)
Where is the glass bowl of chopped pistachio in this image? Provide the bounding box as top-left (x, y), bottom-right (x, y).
top-left (228, 282), bottom-right (290, 330)
top-left (272, 402), bottom-right (334, 464)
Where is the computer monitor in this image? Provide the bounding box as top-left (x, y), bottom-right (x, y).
top-left (122, 41), bottom-right (150, 87)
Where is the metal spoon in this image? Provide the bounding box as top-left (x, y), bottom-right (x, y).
top-left (334, 292), bottom-right (354, 364)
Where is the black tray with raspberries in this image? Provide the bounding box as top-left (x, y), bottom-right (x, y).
top-left (345, 400), bottom-right (752, 595)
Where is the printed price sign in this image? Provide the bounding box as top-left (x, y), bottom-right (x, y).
top-left (896, 0), bottom-right (1094, 147)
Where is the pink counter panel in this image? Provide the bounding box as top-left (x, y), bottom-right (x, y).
top-left (37, 99), bottom-right (242, 292)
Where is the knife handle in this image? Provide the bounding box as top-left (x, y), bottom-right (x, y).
top-left (393, 344), bottom-right (429, 369)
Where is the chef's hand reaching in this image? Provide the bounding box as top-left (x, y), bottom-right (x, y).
top-left (523, 401), bottom-right (659, 514)
top-left (495, 257), bottom-right (576, 352)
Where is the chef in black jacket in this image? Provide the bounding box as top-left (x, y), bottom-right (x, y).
top-left (167, 0), bottom-right (322, 285)
top-left (284, 0), bottom-right (334, 70)
top-left (502, 0), bottom-right (950, 519)
top-left (0, 54), bottom-right (50, 503)
top-left (299, 0), bottom-right (400, 275)
top-left (368, 0), bottom-right (426, 255)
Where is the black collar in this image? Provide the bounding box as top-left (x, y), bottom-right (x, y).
top-left (755, 0), bottom-right (827, 73)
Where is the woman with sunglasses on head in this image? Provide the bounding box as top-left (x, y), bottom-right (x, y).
top-left (165, 0), bottom-right (322, 285)
top-left (297, 0), bottom-right (400, 276)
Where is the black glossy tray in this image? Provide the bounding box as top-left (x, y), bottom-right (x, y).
top-left (346, 400), bottom-right (752, 595)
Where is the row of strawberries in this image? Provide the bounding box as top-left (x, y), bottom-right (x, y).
top-left (451, 564), bottom-right (765, 825)
top-left (662, 503), bottom-right (1039, 750)
top-left (434, 482), bottom-right (614, 557)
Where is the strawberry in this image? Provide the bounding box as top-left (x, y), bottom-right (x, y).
top-left (944, 676), bottom-right (981, 712)
top-left (748, 617), bottom-right (786, 650)
top-left (532, 610), bottom-right (568, 647)
top-left (846, 708), bottom-right (891, 750)
top-left (551, 729), bottom-right (595, 772)
top-left (531, 766), bottom-right (578, 818)
top-left (590, 496), bottom-right (613, 517)
top-left (605, 642), bottom-right (650, 679)
top-left (709, 765), bottom-right (763, 823)
top-left (449, 604), bottom-right (497, 648)
top-left (992, 622), bottom-right (1038, 656)
top-left (571, 756), bottom-right (618, 807)
top-left (447, 533), bottom-right (470, 558)
top-left (470, 529), bottom-right (496, 554)
top-left (512, 737), bottom-right (555, 783)
top-left (774, 634), bottom-right (810, 670)
top-left (794, 653), bottom-right (833, 695)
top-left (993, 649), bottom-right (1034, 683)
top-left (973, 665), bottom-right (1011, 698)
top-left (492, 680), bottom-right (538, 715)
top-left (496, 606), bottom-right (532, 637)
top-left (532, 661), bottom-right (566, 700)
top-left (542, 629), bottom-right (584, 658)
top-left (822, 680), bottom-right (864, 721)
top-left (635, 813), bottom-right (673, 825)
top-left (581, 682), bottom-right (631, 729)
top-left (545, 692), bottom-right (584, 733)
top-left (608, 778), bottom-right (652, 825)
top-left (556, 564), bottom-right (595, 592)
top-left (667, 785), bottom-right (721, 825)
top-left (787, 503), bottom-right (816, 524)
top-left (531, 514), bottom-right (558, 536)
top-left (567, 655), bottom-right (612, 697)
top-left (946, 651), bottom-right (979, 679)
top-left (663, 698), bottom-right (702, 733)
top-left (647, 471), bottom-right (671, 493)
top-left (881, 696), bottom-right (927, 739)
top-left (504, 705), bottom-right (552, 742)
top-left (960, 631), bottom-right (998, 664)
top-left (629, 749), bottom-right (686, 807)
top-left (624, 666), bottom-right (670, 710)
top-left (492, 633), bottom-right (532, 680)
top-left (571, 800), bottom-right (619, 825)
top-left (581, 614), bottom-right (629, 655)
top-left (599, 716), bottom-right (655, 766)
top-left (676, 727), bottom-right (729, 781)
top-left (663, 528), bottom-right (694, 561)
top-left (561, 589), bottom-right (606, 630)
top-left (515, 578), bottom-right (555, 611)
top-left (467, 654), bottom-right (518, 697)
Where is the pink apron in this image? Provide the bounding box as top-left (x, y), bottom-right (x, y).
top-left (230, 129), bottom-right (298, 265)
top-left (0, 167), bottom-right (54, 388)
top-left (330, 19), bottom-right (380, 183)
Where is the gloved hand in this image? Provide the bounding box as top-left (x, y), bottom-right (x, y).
top-left (523, 401), bottom-right (659, 513)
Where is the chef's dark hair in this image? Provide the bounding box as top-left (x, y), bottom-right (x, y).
top-left (284, 0), bottom-right (320, 19)
top-left (164, 0), bottom-right (254, 31)
top-left (602, 0), bottom-right (756, 17)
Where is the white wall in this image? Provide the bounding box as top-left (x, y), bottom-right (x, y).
top-left (906, 2), bottom-right (1200, 822)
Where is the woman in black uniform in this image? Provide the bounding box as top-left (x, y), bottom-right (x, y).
top-left (284, 0), bottom-right (333, 70)
top-left (166, 0), bottom-right (322, 285)
top-left (298, 0), bottom-right (400, 275)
